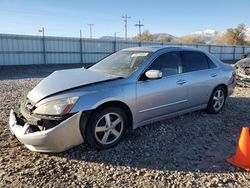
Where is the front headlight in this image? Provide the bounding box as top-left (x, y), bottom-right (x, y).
top-left (33, 96), bottom-right (79, 115)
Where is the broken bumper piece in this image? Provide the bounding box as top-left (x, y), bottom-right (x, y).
top-left (9, 109), bottom-right (84, 153)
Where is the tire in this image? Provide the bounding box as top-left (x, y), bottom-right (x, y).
top-left (206, 86), bottom-right (227, 114)
top-left (85, 107), bottom-right (128, 149)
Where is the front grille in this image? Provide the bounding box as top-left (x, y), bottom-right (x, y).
top-left (20, 101), bottom-right (40, 125)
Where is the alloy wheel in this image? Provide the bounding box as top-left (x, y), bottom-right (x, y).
top-left (94, 113), bottom-right (124, 145)
top-left (212, 89), bottom-right (225, 112)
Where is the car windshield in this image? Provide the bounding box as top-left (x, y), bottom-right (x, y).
top-left (89, 51), bottom-right (153, 77)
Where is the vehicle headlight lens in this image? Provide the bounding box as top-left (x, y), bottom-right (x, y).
top-left (33, 96), bottom-right (79, 115)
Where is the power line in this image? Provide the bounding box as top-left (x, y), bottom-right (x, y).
top-left (122, 15), bottom-right (130, 41)
top-left (87, 24), bottom-right (94, 39)
top-left (135, 20), bottom-right (144, 42)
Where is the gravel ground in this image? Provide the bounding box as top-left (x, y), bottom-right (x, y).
top-left (1, 68), bottom-right (250, 187)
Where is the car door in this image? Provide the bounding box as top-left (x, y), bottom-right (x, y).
top-left (181, 51), bottom-right (220, 108)
top-left (136, 51), bottom-right (190, 124)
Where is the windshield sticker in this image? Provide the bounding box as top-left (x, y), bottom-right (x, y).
top-left (131, 53), bottom-right (149, 57)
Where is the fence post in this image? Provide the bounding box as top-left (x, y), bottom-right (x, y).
top-left (208, 45), bottom-right (211, 53)
top-left (233, 46), bottom-right (236, 60)
top-left (113, 39), bottom-right (116, 53)
top-left (42, 33), bottom-right (46, 64)
top-left (220, 46), bottom-right (222, 60)
top-left (80, 30), bottom-right (83, 64)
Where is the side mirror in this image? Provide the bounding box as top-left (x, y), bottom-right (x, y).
top-left (145, 70), bottom-right (162, 79)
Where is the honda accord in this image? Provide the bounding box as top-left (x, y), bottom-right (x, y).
top-left (9, 46), bottom-right (236, 152)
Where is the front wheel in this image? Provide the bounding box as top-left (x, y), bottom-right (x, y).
top-left (207, 86), bottom-right (226, 114)
top-left (85, 107), bottom-right (128, 149)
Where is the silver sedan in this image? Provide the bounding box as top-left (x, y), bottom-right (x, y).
top-left (9, 46), bottom-right (236, 152)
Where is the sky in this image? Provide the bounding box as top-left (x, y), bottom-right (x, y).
top-left (0, 0), bottom-right (249, 38)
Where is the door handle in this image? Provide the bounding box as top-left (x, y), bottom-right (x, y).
top-left (211, 73), bottom-right (217, 77)
top-left (176, 79), bottom-right (187, 85)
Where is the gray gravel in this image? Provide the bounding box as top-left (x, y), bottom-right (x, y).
top-left (1, 68), bottom-right (250, 187)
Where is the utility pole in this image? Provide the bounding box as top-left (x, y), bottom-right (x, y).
top-left (135, 20), bottom-right (144, 42)
top-left (87, 24), bottom-right (93, 39)
top-left (38, 27), bottom-right (46, 64)
top-left (122, 15), bottom-right (130, 41)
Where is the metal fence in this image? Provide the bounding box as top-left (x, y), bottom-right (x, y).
top-left (0, 33), bottom-right (250, 66)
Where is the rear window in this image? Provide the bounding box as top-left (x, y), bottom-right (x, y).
top-left (207, 57), bottom-right (217, 68)
top-left (182, 51), bottom-right (209, 72)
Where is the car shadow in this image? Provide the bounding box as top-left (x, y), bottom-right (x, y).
top-left (53, 96), bottom-right (250, 173)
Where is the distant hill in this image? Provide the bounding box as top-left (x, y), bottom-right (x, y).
top-left (182, 29), bottom-right (223, 44)
top-left (99, 28), bottom-right (250, 44)
top-left (99, 33), bottom-right (179, 42)
top-left (182, 28), bottom-right (250, 44)
top-left (152, 33), bottom-right (179, 43)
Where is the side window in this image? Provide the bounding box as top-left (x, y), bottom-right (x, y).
top-left (182, 51), bottom-right (209, 72)
top-left (148, 52), bottom-right (182, 77)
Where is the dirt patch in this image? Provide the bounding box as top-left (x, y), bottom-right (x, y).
top-left (0, 75), bottom-right (250, 187)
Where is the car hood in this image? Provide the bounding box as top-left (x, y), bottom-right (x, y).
top-left (27, 68), bottom-right (120, 103)
top-left (236, 58), bottom-right (250, 68)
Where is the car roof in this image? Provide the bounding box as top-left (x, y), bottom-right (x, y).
top-left (121, 46), bottom-right (205, 53)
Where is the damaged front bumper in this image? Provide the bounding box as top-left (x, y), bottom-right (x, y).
top-left (9, 109), bottom-right (84, 153)
top-left (234, 63), bottom-right (250, 88)
top-left (235, 73), bottom-right (250, 87)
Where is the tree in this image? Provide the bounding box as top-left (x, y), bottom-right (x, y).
top-left (134, 30), bottom-right (153, 41)
top-left (216, 24), bottom-right (247, 45)
top-left (159, 35), bottom-right (172, 43)
top-left (179, 36), bottom-right (205, 44)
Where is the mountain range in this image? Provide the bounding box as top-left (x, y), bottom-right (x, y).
top-left (184, 29), bottom-right (223, 44)
top-left (100, 28), bottom-right (250, 44)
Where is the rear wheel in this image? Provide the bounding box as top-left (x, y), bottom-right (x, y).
top-left (207, 86), bottom-right (226, 114)
top-left (85, 107), bottom-right (128, 149)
